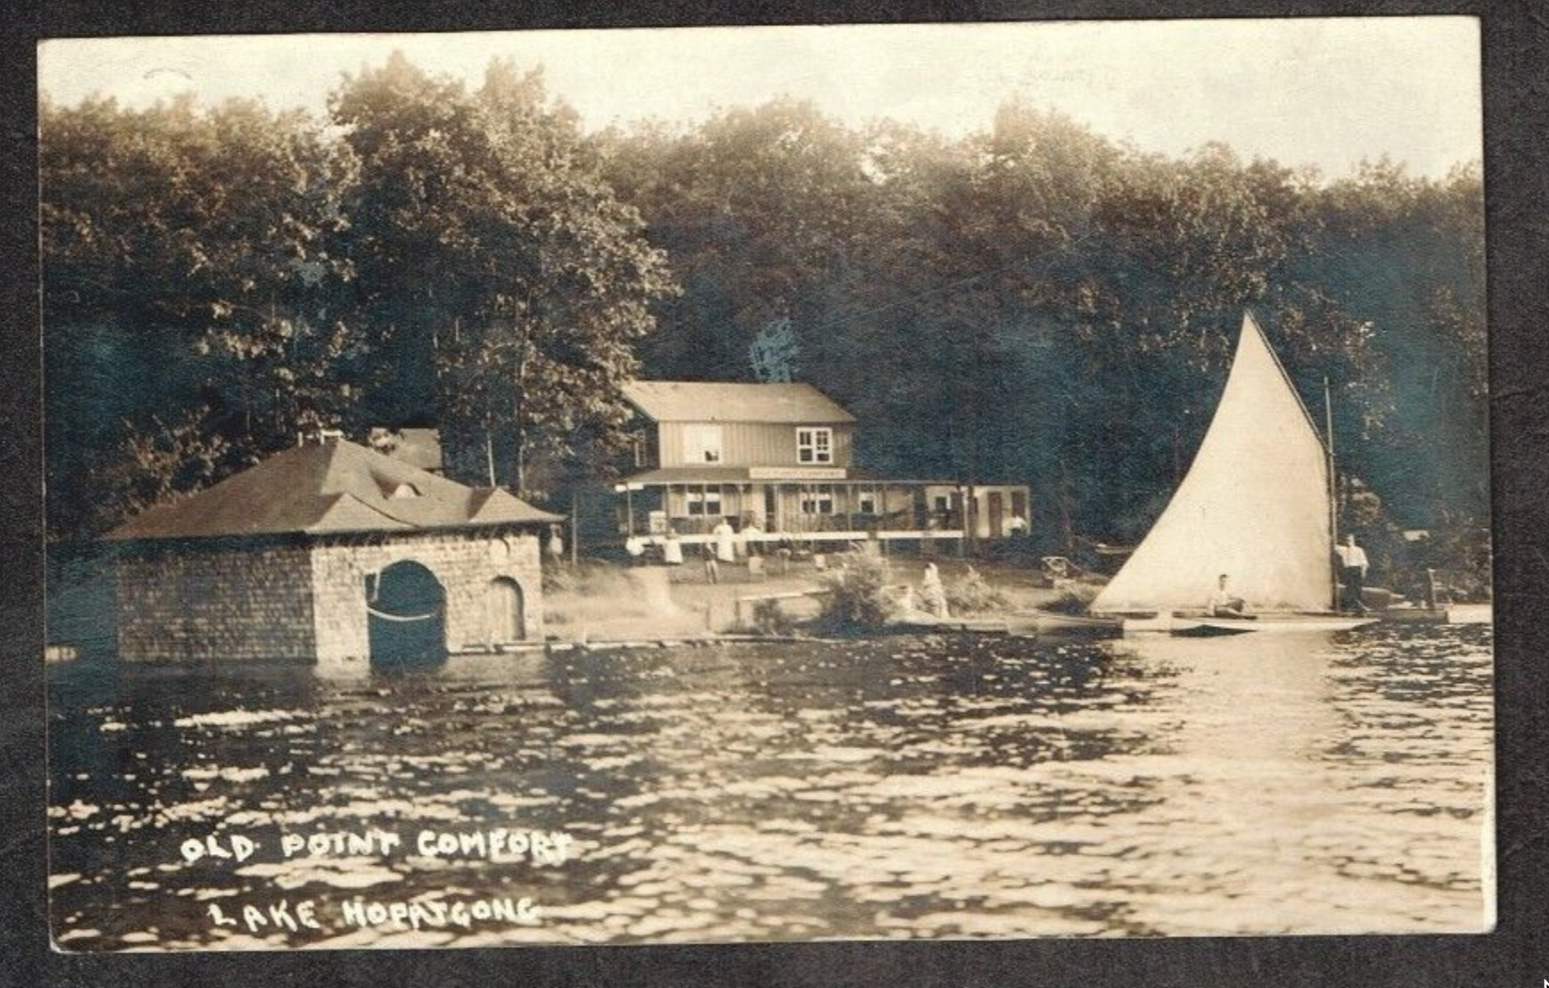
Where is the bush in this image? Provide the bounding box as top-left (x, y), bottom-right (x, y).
top-left (1044, 584), bottom-right (1100, 615)
top-left (819, 554), bottom-right (898, 632)
top-left (945, 566), bottom-right (1008, 615)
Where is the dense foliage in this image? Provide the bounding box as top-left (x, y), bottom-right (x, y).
top-left (43, 56), bottom-right (1486, 564)
top-left (600, 102), bottom-right (1485, 550)
top-left (945, 566), bottom-right (1010, 616)
top-left (819, 555), bottom-right (899, 633)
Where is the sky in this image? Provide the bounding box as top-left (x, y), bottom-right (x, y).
top-left (39, 18), bottom-right (1482, 180)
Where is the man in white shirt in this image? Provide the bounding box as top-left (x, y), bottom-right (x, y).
top-left (743, 519), bottom-right (765, 556)
top-left (1207, 574), bottom-right (1247, 617)
top-left (1335, 534), bottom-right (1370, 614)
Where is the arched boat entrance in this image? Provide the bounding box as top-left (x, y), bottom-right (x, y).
top-left (367, 560), bottom-right (447, 670)
top-left (486, 577), bottom-right (526, 644)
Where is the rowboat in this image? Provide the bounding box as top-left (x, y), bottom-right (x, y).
top-left (1021, 610), bottom-right (1128, 636)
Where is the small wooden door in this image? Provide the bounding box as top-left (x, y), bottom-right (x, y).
top-left (487, 577), bottom-right (525, 642)
top-left (988, 491), bottom-right (1005, 539)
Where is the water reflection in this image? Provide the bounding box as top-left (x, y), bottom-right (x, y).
top-left (48, 626), bottom-right (1492, 949)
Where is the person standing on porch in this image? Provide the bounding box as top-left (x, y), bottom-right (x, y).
top-left (713, 517), bottom-right (736, 563)
top-left (1335, 533), bottom-right (1370, 614)
top-left (743, 518), bottom-right (765, 556)
top-left (663, 528), bottom-right (684, 566)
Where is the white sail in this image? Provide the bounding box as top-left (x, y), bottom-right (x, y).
top-left (1090, 313), bottom-right (1333, 614)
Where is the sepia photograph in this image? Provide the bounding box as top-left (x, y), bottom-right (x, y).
top-left (39, 17), bottom-right (1492, 951)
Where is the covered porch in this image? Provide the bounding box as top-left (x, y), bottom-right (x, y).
top-left (612, 467), bottom-right (969, 547)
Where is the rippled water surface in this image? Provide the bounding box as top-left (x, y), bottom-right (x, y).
top-left (48, 625), bottom-right (1493, 949)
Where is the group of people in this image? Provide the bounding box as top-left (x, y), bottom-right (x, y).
top-left (625, 516), bottom-right (786, 583)
top-left (1206, 534), bottom-right (1373, 617)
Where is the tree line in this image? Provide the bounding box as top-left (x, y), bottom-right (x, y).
top-left (43, 53), bottom-right (1487, 570)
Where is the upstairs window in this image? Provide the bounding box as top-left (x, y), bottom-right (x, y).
top-left (684, 424), bottom-right (723, 464)
top-left (796, 427), bottom-right (833, 464)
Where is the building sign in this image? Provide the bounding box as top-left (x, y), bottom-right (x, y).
top-left (749, 466), bottom-right (847, 481)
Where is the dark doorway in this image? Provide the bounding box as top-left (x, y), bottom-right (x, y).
top-left (367, 560), bottom-right (446, 670)
top-left (988, 491), bottom-right (1005, 539)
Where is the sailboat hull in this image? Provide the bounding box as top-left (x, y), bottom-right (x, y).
top-left (1120, 613), bottom-right (1378, 636)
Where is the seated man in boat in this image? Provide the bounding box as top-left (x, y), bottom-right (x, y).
top-left (1207, 574), bottom-right (1249, 618)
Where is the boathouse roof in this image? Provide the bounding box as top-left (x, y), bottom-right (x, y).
top-left (622, 381), bottom-right (856, 424)
top-left (106, 437), bottom-right (561, 542)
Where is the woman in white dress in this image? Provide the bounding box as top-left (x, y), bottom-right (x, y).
top-left (713, 518), bottom-right (737, 563)
top-left (662, 528), bottom-right (684, 566)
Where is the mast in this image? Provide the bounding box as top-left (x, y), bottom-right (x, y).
top-left (1324, 377), bottom-right (1339, 612)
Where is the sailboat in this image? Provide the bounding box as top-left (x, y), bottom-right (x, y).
top-left (1081, 311), bottom-right (1377, 636)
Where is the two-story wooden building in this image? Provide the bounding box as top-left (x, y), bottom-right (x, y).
top-left (616, 381), bottom-right (1029, 546)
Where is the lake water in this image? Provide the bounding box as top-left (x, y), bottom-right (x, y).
top-left (47, 624), bottom-right (1493, 950)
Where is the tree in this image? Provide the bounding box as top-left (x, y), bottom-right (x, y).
top-left (749, 317), bottom-right (800, 382)
top-left (599, 99), bottom-right (878, 383)
top-left (330, 54), bottom-right (678, 496)
top-left (41, 95), bottom-right (360, 538)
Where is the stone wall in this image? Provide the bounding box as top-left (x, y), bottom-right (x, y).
top-left (112, 528), bottom-right (544, 669)
top-left (309, 529), bottom-right (544, 673)
top-left (115, 542), bottom-right (316, 662)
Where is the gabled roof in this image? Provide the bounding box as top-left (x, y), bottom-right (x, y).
top-left (106, 439), bottom-right (561, 542)
top-left (622, 381), bottom-right (856, 424)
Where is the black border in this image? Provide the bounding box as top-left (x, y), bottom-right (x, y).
top-left (6, 3), bottom-right (1546, 986)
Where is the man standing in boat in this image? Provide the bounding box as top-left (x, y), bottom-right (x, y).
top-left (1208, 574), bottom-right (1248, 617)
top-left (1335, 533), bottom-right (1370, 614)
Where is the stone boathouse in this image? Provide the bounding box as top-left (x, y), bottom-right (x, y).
top-left (105, 435), bottom-right (562, 669)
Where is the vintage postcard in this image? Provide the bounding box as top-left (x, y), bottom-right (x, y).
top-left (40, 18), bottom-right (1491, 950)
